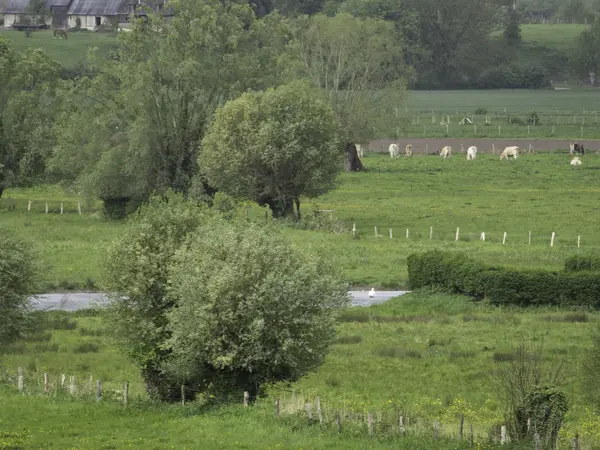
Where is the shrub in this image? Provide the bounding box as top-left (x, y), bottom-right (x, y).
top-left (0, 226), bottom-right (39, 345)
top-left (408, 250), bottom-right (600, 307)
top-left (162, 215), bottom-right (349, 402)
top-left (564, 254), bottom-right (600, 272)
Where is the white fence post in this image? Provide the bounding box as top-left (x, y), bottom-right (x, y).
top-left (551, 232), bottom-right (556, 247)
top-left (502, 232), bottom-right (507, 245)
top-left (374, 226), bottom-right (378, 237)
top-left (429, 226), bottom-right (433, 240)
top-left (389, 228), bottom-right (393, 239)
top-left (578, 235), bottom-right (581, 248)
top-left (528, 231), bottom-right (532, 246)
top-left (406, 228), bottom-right (409, 239)
top-left (455, 227), bottom-right (460, 241)
top-left (352, 223), bottom-right (356, 237)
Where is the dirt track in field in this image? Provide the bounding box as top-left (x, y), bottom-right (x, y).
top-left (367, 138), bottom-right (600, 154)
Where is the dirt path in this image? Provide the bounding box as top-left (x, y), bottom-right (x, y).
top-left (367, 138), bottom-right (600, 154)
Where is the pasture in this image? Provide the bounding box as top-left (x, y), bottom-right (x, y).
top-left (490, 24), bottom-right (586, 52)
top-left (1, 293), bottom-right (599, 447)
top-left (0, 29), bottom-right (117, 69)
top-left (2, 151), bottom-right (600, 290)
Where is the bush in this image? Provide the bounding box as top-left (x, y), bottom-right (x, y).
top-left (0, 226), bottom-right (39, 345)
top-left (407, 250), bottom-right (600, 307)
top-left (162, 215), bottom-right (349, 402)
top-left (564, 254), bottom-right (600, 272)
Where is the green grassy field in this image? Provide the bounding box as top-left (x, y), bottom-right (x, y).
top-left (3, 152), bottom-right (598, 290)
top-left (0, 29), bottom-right (117, 69)
top-left (1, 294), bottom-right (599, 448)
top-left (491, 24), bottom-right (586, 52)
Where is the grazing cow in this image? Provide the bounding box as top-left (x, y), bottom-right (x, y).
top-left (466, 146), bottom-right (478, 160)
top-left (405, 144), bottom-right (413, 157)
top-left (440, 146), bottom-right (451, 159)
top-left (500, 146), bottom-right (519, 160)
top-left (389, 143), bottom-right (399, 158)
top-left (570, 156), bottom-right (582, 166)
top-left (569, 141), bottom-right (585, 155)
top-left (356, 144), bottom-right (364, 158)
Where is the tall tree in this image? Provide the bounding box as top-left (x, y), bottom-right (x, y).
top-left (410, 0), bottom-right (499, 88)
top-left (287, 13), bottom-right (407, 171)
top-left (50, 0), bottom-right (292, 217)
top-left (570, 18), bottom-right (600, 84)
top-left (504, 6), bottom-right (522, 45)
top-left (200, 80), bottom-right (341, 218)
top-left (0, 38), bottom-right (61, 198)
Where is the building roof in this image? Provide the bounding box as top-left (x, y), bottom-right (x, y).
top-left (2, 0), bottom-right (71, 13)
top-left (67, 0), bottom-right (127, 15)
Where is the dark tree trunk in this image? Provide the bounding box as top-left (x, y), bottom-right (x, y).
top-left (295, 198), bottom-right (301, 221)
top-left (141, 364), bottom-right (197, 403)
top-left (257, 192), bottom-right (294, 219)
top-left (344, 143), bottom-right (365, 172)
top-left (0, 187), bottom-right (3, 199)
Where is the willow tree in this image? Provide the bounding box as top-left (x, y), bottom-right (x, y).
top-left (288, 13), bottom-right (408, 171)
top-left (50, 0), bottom-right (292, 217)
top-left (200, 80), bottom-right (340, 218)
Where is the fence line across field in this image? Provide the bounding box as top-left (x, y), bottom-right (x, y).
top-left (361, 224), bottom-right (583, 248)
top-left (2, 197), bottom-right (86, 215)
top-left (9, 367), bottom-right (585, 449)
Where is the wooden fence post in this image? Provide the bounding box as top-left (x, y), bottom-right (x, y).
top-left (123, 381), bottom-right (129, 407)
top-left (529, 231), bottom-right (532, 246)
top-left (578, 235), bottom-right (581, 248)
top-left (275, 399), bottom-right (280, 417)
top-left (61, 374), bottom-right (66, 388)
top-left (534, 433), bottom-right (541, 450)
top-left (503, 232), bottom-right (507, 245)
top-left (88, 375), bottom-right (93, 393)
top-left (244, 391), bottom-right (249, 407)
top-left (17, 367), bottom-right (24, 394)
top-left (455, 227), bottom-right (460, 241)
top-left (69, 376), bottom-right (76, 395)
top-left (336, 411), bottom-right (341, 434)
top-left (433, 421), bottom-right (439, 440)
top-left (551, 231), bottom-right (556, 247)
top-left (469, 424), bottom-right (473, 447)
top-left (501, 425), bottom-right (506, 444)
top-left (45, 202), bottom-right (48, 214)
top-left (28, 200), bottom-right (32, 212)
top-left (305, 403), bottom-right (312, 421)
top-left (459, 414), bottom-right (464, 440)
top-left (405, 228), bottom-right (409, 239)
top-left (77, 202), bottom-right (82, 215)
top-left (315, 396), bottom-right (322, 424)
top-left (374, 226), bottom-right (378, 237)
top-left (60, 203), bottom-right (63, 214)
top-left (44, 373), bottom-right (49, 394)
top-left (389, 228), bottom-right (393, 239)
top-left (352, 223), bottom-right (356, 237)
top-left (430, 226), bottom-right (433, 240)
top-left (399, 415), bottom-right (405, 434)
top-left (367, 413), bottom-right (373, 435)
top-left (572, 432), bottom-right (580, 450)
top-left (96, 380), bottom-right (102, 401)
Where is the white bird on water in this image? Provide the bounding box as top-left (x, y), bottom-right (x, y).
top-left (369, 288), bottom-right (376, 298)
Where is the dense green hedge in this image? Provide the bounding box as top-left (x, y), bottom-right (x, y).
top-left (564, 255), bottom-right (600, 272)
top-left (408, 250), bottom-right (600, 308)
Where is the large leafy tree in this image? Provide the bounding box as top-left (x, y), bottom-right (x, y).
top-left (570, 19), bottom-right (600, 84)
top-left (0, 38), bottom-right (61, 198)
top-left (287, 13), bottom-right (407, 171)
top-left (50, 0), bottom-right (292, 217)
top-left (200, 80), bottom-right (341, 219)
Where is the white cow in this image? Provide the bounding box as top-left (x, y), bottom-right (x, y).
top-left (500, 146), bottom-right (519, 160)
top-left (466, 146), bottom-right (478, 160)
top-left (389, 143), bottom-right (399, 158)
top-left (570, 156), bottom-right (582, 166)
top-left (440, 146), bottom-right (451, 159)
top-left (405, 144), bottom-right (413, 157)
top-left (356, 144), bottom-right (364, 158)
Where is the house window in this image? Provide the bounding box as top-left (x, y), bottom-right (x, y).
top-left (95, 16), bottom-right (101, 26)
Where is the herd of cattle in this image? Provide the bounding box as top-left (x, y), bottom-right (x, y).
top-left (356, 141), bottom-right (586, 166)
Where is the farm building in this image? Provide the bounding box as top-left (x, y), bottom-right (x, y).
top-left (1, 0), bottom-right (168, 30)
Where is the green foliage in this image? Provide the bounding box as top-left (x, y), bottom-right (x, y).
top-left (25, 0), bottom-right (50, 24)
top-left (516, 385), bottom-right (568, 447)
top-left (0, 38), bottom-right (61, 197)
top-left (564, 254), bottom-right (600, 271)
top-left (0, 225), bottom-right (39, 345)
top-left (163, 215), bottom-right (349, 400)
top-left (51, 0), bottom-right (292, 216)
top-left (583, 325), bottom-right (600, 411)
top-left (504, 7), bottom-right (522, 45)
top-left (200, 80), bottom-right (341, 218)
top-left (570, 19), bottom-right (600, 83)
top-left (477, 63), bottom-right (549, 88)
top-left (408, 250), bottom-right (600, 307)
top-left (287, 12), bottom-right (407, 145)
top-left (103, 191), bottom-right (209, 401)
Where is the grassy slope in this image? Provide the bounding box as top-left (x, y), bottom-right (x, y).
top-left (518, 24), bottom-right (585, 53)
top-left (3, 153), bottom-right (600, 290)
top-left (1, 295), bottom-right (599, 447)
top-left (0, 29), bottom-right (117, 69)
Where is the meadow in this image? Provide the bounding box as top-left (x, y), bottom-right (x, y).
top-left (1, 293), bottom-right (599, 448)
top-left (3, 151), bottom-right (599, 290)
